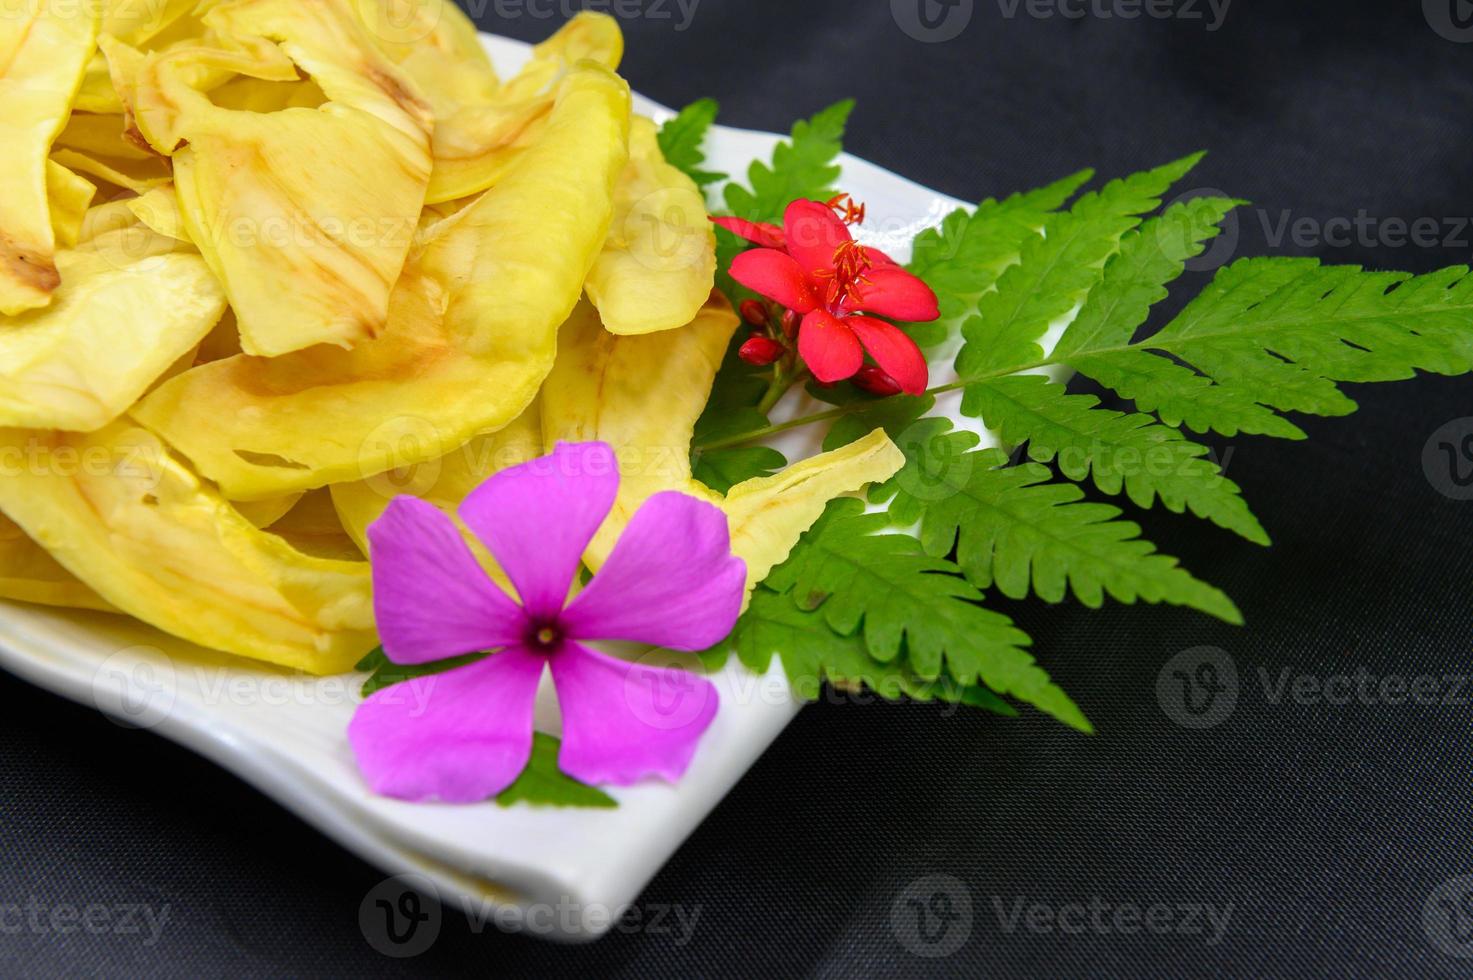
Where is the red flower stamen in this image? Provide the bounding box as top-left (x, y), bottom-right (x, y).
top-left (826, 193), bottom-right (867, 227)
top-left (813, 239), bottom-right (874, 310)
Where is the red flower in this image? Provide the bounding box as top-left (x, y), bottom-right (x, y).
top-left (712, 200), bottom-right (938, 395)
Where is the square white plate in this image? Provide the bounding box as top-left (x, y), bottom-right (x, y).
top-left (0, 33), bottom-right (1015, 942)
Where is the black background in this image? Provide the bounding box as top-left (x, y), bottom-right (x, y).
top-left (5, 0), bottom-right (1473, 976)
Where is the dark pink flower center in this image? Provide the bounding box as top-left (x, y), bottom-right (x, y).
top-left (526, 620), bottom-right (564, 653)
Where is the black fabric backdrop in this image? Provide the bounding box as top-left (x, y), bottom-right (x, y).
top-left (5, 1), bottom-right (1473, 976)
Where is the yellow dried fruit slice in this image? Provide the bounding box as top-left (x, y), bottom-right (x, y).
top-left (719, 429), bottom-right (905, 592)
top-left (50, 146), bottom-right (170, 195)
top-left (0, 247), bottom-right (226, 432)
top-left (540, 299), bottom-right (905, 593)
top-left (329, 401), bottom-right (543, 555)
top-left (46, 162), bottom-right (97, 248)
top-left (235, 492), bottom-right (304, 529)
top-left (124, 183), bottom-right (190, 242)
top-left (74, 52), bottom-right (123, 114)
top-left (358, 0), bottom-right (497, 117)
top-left (586, 116), bottom-right (715, 335)
top-left (0, 510), bottom-right (114, 613)
top-left (0, 423), bottom-right (377, 673)
top-left (54, 109), bottom-right (155, 160)
top-left (263, 489), bottom-right (363, 562)
top-left (103, 0), bottom-right (200, 47)
top-left (425, 11), bottom-right (623, 203)
top-left (0, 1), bottom-right (99, 314)
top-left (541, 295), bottom-right (738, 565)
top-left (130, 0), bottom-right (435, 355)
top-left (329, 401), bottom-right (542, 593)
top-left (133, 63), bottom-right (632, 499)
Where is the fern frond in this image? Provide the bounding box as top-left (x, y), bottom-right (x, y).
top-left (701, 498), bottom-right (1090, 729)
top-left (967, 375), bottom-right (1268, 545)
top-left (955, 153), bottom-right (1204, 376)
top-left (872, 420), bottom-right (1242, 624)
top-left (656, 98), bottom-right (725, 189)
top-left (905, 169), bottom-right (1092, 346)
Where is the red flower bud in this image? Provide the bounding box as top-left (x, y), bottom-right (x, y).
top-left (739, 335), bottom-right (784, 367)
top-left (852, 366), bottom-right (903, 397)
top-left (780, 309), bottom-right (800, 337)
top-left (739, 299), bottom-right (769, 327)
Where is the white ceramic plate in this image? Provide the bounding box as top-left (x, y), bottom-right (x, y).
top-left (0, 33), bottom-right (1014, 942)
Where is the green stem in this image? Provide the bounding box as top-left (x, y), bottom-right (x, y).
top-left (755, 360), bottom-right (809, 415)
top-left (698, 358), bottom-right (1052, 451)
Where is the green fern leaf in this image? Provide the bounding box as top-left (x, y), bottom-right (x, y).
top-left (656, 98), bottom-right (725, 189)
top-left (872, 419), bottom-right (1242, 624)
top-left (722, 100), bottom-right (852, 225)
top-left (956, 153), bottom-right (1204, 379)
top-left (966, 374), bottom-right (1268, 545)
top-left (1067, 258), bottom-right (1473, 435)
top-left (905, 169), bottom-right (1092, 346)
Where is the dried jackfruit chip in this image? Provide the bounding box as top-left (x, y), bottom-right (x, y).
top-left (541, 295), bottom-right (738, 566)
top-left (0, 510), bottom-right (114, 613)
top-left (130, 0), bottom-right (435, 355)
top-left (329, 401), bottom-right (544, 556)
top-left (0, 423), bottom-right (377, 673)
top-left (423, 11), bottom-right (623, 203)
top-left (586, 116), bottom-right (716, 335)
top-left (45, 162), bottom-right (97, 248)
top-left (540, 298), bottom-right (905, 593)
top-left (0, 247), bottom-right (226, 432)
top-left (0, 1), bottom-right (99, 314)
top-left (133, 63), bottom-right (632, 499)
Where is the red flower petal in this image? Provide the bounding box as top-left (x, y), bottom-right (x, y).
top-left (863, 246), bottom-right (899, 267)
top-left (846, 316), bottom-right (929, 395)
top-left (729, 248), bottom-right (818, 313)
top-left (798, 309), bottom-right (864, 383)
top-left (846, 266), bottom-right (941, 321)
top-left (784, 199), bottom-right (852, 278)
top-left (710, 216), bottom-right (786, 249)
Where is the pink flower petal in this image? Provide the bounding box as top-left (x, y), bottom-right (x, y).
top-left (783, 199), bottom-right (852, 278)
top-left (710, 216), bottom-right (786, 249)
top-left (563, 492), bottom-right (746, 651)
top-left (459, 442), bottom-right (618, 622)
top-left (368, 497), bottom-right (528, 665)
top-left (846, 266), bottom-right (941, 321)
top-left (551, 642), bottom-right (719, 786)
top-left (729, 248), bottom-right (819, 314)
top-left (799, 309), bottom-right (864, 383)
top-left (846, 316), bottom-right (930, 396)
top-left (347, 647), bottom-right (546, 803)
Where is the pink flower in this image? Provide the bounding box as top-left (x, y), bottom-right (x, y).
top-left (713, 199), bottom-right (939, 394)
top-left (348, 442), bottom-right (747, 803)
